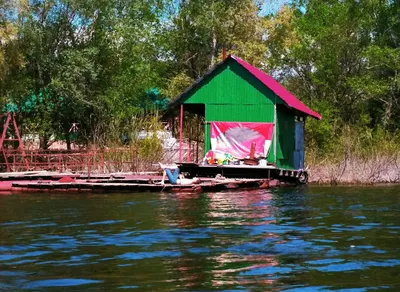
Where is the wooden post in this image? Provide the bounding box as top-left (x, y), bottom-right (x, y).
top-left (179, 104), bottom-right (183, 163)
top-left (196, 139), bottom-right (199, 164)
top-left (87, 151), bottom-right (91, 179)
top-left (131, 149), bottom-right (135, 172)
top-left (274, 104), bottom-right (277, 166)
top-left (93, 150), bottom-right (97, 173)
top-left (188, 142), bottom-right (191, 163)
top-left (188, 121), bottom-right (192, 163)
top-left (196, 116), bottom-right (201, 163)
top-left (101, 151), bottom-right (105, 174)
top-left (303, 116), bottom-right (307, 170)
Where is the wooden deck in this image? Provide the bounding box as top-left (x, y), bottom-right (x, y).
top-left (178, 163), bottom-right (306, 182)
top-left (11, 178), bottom-right (268, 193)
top-left (0, 166), bottom-right (305, 193)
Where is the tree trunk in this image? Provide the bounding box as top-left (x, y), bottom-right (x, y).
top-left (209, 4), bottom-right (217, 69)
top-left (39, 134), bottom-right (49, 150)
top-left (66, 131), bottom-right (71, 150)
top-left (210, 29), bottom-right (217, 68)
top-left (381, 95), bottom-right (393, 128)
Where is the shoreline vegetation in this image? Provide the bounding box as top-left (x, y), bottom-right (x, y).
top-left (308, 162), bottom-right (400, 185)
top-left (1, 1), bottom-right (399, 185)
top-left (306, 127), bottom-right (400, 185)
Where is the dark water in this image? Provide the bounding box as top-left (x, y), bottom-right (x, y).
top-left (0, 186), bottom-right (399, 291)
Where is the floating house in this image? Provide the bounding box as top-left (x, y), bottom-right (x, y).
top-left (169, 55), bottom-right (321, 181)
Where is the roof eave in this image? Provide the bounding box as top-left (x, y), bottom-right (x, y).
top-left (169, 56), bottom-right (232, 109)
top-left (280, 104), bottom-right (322, 120)
top-left (291, 106), bottom-right (322, 120)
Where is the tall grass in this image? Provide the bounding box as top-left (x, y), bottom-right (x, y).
top-left (306, 126), bottom-right (400, 184)
top-left (87, 109), bottom-right (164, 172)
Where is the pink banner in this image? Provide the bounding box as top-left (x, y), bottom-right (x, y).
top-left (210, 122), bottom-right (274, 159)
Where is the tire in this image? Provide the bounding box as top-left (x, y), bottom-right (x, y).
top-left (297, 171), bottom-right (309, 184)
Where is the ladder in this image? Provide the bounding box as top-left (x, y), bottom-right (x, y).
top-left (0, 113), bottom-right (30, 171)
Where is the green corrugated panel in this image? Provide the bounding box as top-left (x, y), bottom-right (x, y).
top-left (276, 108), bottom-right (295, 169)
top-left (267, 134), bottom-right (275, 164)
top-left (206, 104), bottom-right (274, 122)
top-left (185, 61), bottom-right (277, 106)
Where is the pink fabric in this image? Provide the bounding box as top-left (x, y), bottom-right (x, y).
top-left (231, 56), bottom-right (322, 120)
top-left (210, 122), bottom-right (274, 159)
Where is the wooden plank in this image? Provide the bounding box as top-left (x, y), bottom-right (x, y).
top-left (11, 177), bottom-right (268, 193)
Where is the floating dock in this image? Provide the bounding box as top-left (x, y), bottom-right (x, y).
top-left (178, 163), bottom-right (308, 183)
top-left (10, 178), bottom-right (269, 193)
top-left (0, 170), bottom-right (286, 194)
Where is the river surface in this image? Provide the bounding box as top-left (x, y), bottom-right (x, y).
top-left (0, 186), bottom-right (399, 291)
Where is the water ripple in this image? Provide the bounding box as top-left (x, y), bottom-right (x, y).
top-left (22, 278), bottom-right (103, 289)
top-left (0, 186), bottom-right (399, 291)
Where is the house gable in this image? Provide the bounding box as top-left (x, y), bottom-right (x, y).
top-left (176, 59), bottom-right (279, 107)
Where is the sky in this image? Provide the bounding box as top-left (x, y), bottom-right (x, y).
top-left (167, 0), bottom-right (291, 18)
top-left (260, 0), bottom-right (291, 15)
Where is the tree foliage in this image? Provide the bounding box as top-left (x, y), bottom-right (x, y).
top-left (0, 0), bottom-right (398, 155)
top-left (265, 0), bottom-right (400, 154)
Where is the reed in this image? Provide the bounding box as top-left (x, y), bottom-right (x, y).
top-left (306, 126), bottom-right (400, 184)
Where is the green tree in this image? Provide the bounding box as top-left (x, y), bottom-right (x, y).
top-left (163, 0), bottom-right (269, 91)
top-left (263, 0), bottom-right (400, 154)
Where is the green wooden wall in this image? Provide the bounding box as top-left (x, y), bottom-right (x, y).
top-left (276, 107), bottom-right (295, 169)
top-left (180, 58), bottom-right (296, 169)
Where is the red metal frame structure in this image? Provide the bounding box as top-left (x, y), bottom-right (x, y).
top-left (0, 112), bottom-right (29, 171)
top-left (0, 148), bottom-right (138, 175)
top-left (0, 113), bottom-right (139, 174)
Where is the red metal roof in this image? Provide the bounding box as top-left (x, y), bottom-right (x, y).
top-left (231, 55), bottom-right (322, 120)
